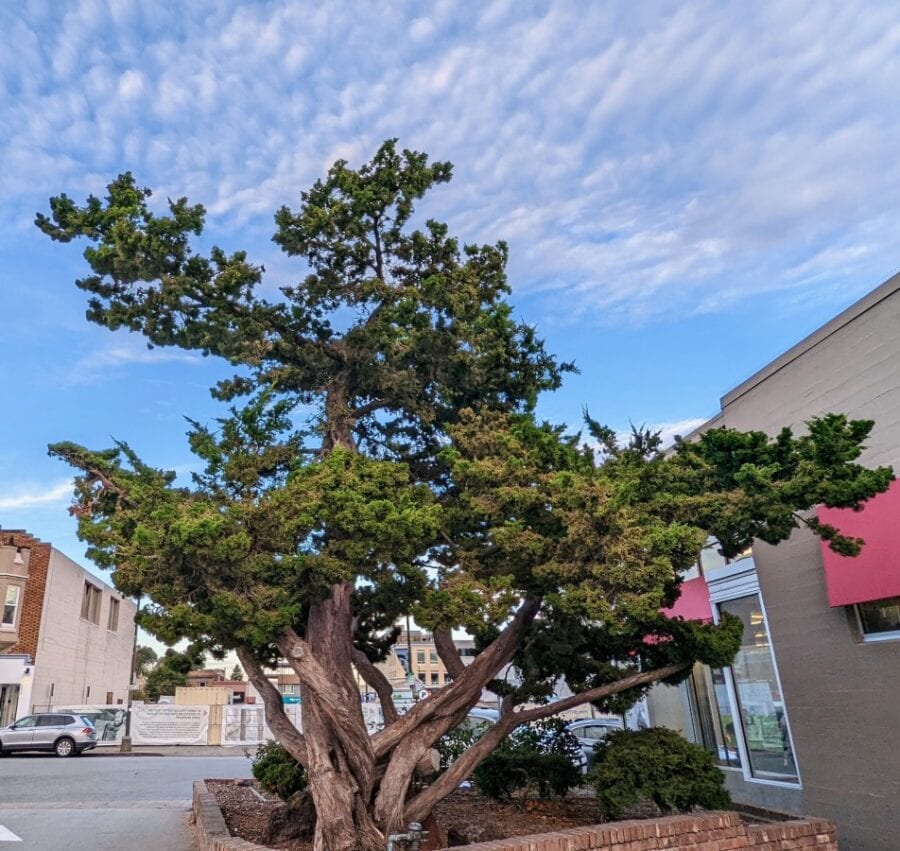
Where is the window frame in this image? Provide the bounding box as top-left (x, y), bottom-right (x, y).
top-left (706, 558), bottom-right (802, 789)
top-left (80, 581), bottom-right (102, 625)
top-left (1, 583), bottom-right (22, 630)
top-left (107, 598), bottom-right (120, 632)
top-left (854, 596), bottom-right (900, 643)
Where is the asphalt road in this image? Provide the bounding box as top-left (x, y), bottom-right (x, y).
top-left (0, 752), bottom-right (253, 850)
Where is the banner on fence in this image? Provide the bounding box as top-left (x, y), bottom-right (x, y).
top-left (54, 705), bottom-right (128, 746)
top-left (131, 704), bottom-right (210, 745)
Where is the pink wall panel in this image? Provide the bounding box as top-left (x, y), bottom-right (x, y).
top-left (818, 478), bottom-right (900, 606)
top-left (663, 575), bottom-right (713, 622)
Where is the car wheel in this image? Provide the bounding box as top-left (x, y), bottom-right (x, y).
top-left (54, 737), bottom-right (76, 757)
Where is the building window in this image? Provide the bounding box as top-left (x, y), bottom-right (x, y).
top-left (718, 594), bottom-right (798, 783)
top-left (430, 672), bottom-right (439, 685)
top-left (690, 664), bottom-right (742, 769)
top-left (416, 651), bottom-right (425, 666)
top-left (417, 672), bottom-right (426, 683)
top-left (81, 581), bottom-right (102, 624)
top-left (2, 585), bottom-right (21, 629)
top-left (108, 598), bottom-right (120, 632)
top-left (856, 596), bottom-right (900, 641)
top-left (429, 651), bottom-right (438, 664)
top-left (283, 684), bottom-right (295, 695)
top-left (106, 691), bottom-right (114, 704)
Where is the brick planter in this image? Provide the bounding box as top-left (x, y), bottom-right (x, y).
top-left (192, 784), bottom-right (837, 851)
top-left (448, 812), bottom-right (838, 851)
top-left (193, 780), bottom-right (270, 851)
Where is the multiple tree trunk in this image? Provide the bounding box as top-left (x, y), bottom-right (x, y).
top-left (239, 576), bottom-right (685, 850)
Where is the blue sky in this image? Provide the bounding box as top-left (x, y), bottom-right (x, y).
top-left (4, 0), bottom-right (900, 574)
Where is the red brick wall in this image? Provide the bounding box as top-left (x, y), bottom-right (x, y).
top-left (4, 531), bottom-right (51, 661)
top-left (449, 812), bottom-right (838, 851)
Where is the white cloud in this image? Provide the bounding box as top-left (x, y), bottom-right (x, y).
top-left (3, 1), bottom-right (900, 324)
top-left (61, 337), bottom-right (201, 386)
top-left (0, 481), bottom-right (73, 511)
top-left (652, 418), bottom-right (710, 448)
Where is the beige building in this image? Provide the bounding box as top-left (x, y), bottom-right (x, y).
top-left (648, 273), bottom-right (900, 850)
top-left (386, 630), bottom-right (477, 692)
top-left (0, 530), bottom-right (136, 721)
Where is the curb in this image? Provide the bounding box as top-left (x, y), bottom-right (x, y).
top-left (193, 780), bottom-right (273, 851)
top-left (85, 750), bottom-right (165, 757)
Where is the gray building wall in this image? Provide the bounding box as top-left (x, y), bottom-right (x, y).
top-left (710, 273), bottom-right (900, 849)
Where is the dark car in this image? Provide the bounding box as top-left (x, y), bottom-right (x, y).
top-left (0, 713), bottom-right (97, 757)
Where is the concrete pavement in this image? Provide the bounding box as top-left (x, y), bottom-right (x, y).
top-left (0, 754), bottom-right (253, 849)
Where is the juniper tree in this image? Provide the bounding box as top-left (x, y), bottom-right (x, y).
top-left (39, 141), bottom-right (892, 851)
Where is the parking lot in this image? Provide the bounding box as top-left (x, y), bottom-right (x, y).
top-left (0, 751), bottom-right (252, 849)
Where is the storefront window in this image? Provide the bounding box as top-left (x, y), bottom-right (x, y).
top-left (691, 665), bottom-right (742, 769)
top-left (719, 595), bottom-right (798, 782)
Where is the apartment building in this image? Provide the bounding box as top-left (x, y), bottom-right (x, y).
top-left (0, 530), bottom-right (136, 721)
top-left (647, 273), bottom-right (900, 850)
top-left (389, 629), bottom-right (477, 691)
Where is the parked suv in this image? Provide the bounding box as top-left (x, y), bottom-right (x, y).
top-left (0, 713), bottom-right (97, 757)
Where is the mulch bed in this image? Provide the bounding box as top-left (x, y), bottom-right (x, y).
top-left (207, 779), bottom-right (308, 849)
top-left (207, 780), bottom-right (609, 849)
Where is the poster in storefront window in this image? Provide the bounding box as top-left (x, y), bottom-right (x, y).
top-left (736, 681), bottom-right (776, 718)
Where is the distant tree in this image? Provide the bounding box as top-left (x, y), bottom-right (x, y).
top-left (230, 664), bottom-right (244, 682)
top-left (133, 645), bottom-right (158, 678)
top-left (40, 140), bottom-right (893, 850)
top-left (144, 647), bottom-right (205, 701)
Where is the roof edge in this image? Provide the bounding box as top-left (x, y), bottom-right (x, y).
top-left (721, 270), bottom-right (900, 409)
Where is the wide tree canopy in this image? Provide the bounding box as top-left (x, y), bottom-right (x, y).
top-left (38, 141), bottom-right (892, 851)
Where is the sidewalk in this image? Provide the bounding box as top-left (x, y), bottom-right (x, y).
top-left (86, 744), bottom-right (255, 757)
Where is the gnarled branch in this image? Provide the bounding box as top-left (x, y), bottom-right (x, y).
top-left (433, 629), bottom-right (465, 679)
top-left (235, 647), bottom-right (308, 767)
top-left (352, 647), bottom-right (398, 726)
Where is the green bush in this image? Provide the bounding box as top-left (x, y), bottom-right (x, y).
top-left (506, 717), bottom-right (582, 763)
top-left (591, 728), bottom-right (730, 819)
top-left (474, 750), bottom-right (581, 800)
top-left (436, 721), bottom-right (484, 771)
top-left (251, 741), bottom-right (308, 801)
top-left (472, 719), bottom-right (583, 802)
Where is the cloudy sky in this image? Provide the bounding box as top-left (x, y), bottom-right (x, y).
top-left (3, 0), bottom-right (900, 568)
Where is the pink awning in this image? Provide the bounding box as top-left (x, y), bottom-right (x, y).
top-left (662, 576), bottom-right (712, 622)
top-left (818, 479), bottom-right (900, 607)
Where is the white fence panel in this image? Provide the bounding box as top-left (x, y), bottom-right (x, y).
top-left (222, 704), bottom-right (302, 745)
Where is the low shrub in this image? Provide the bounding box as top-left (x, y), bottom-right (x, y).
top-left (506, 717), bottom-right (582, 763)
top-left (474, 750), bottom-right (581, 800)
top-left (251, 740), bottom-right (308, 801)
top-left (591, 727), bottom-right (730, 819)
